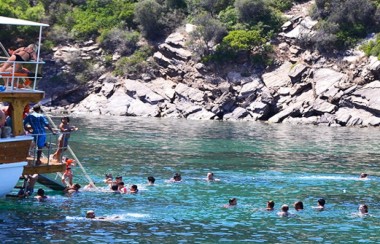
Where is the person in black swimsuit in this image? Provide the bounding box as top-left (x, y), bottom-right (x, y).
top-left (0, 44), bottom-right (37, 73)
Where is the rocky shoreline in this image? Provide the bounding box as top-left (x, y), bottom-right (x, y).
top-left (42, 2), bottom-right (380, 127)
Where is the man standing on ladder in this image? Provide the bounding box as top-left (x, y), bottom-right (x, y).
top-left (24, 104), bottom-right (56, 165)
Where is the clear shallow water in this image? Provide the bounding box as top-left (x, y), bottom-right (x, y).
top-left (1, 116), bottom-right (380, 243)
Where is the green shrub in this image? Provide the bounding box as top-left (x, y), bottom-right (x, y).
top-left (98, 28), bottom-right (140, 56)
top-left (185, 0), bottom-right (235, 16)
top-left (48, 25), bottom-right (74, 45)
top-left (312, 0), bottom-right (378, 51)
top-left (188, 11), bottom-right (227, 59)
top-left (114, 46), bottom-right (154, 76)
top-left (218, 6), bottom-right (238, 30)
top-left (134, 0), bottom-right (185, 40)
top-left (360, 34), bottom-right (380, 57)
top-left (208, 29), bottom-right (272, 65)
top-left (68, 0), bottom-right (135, 39)
top-left (0, 0), bottom-right (46, 44)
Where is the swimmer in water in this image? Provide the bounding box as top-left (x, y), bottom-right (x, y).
top-left (170, 173), bottom-right (182, 182)
top-left (314, 198), bottom-right (325, 210)
top-left (206, 172), bottom-right (220, 181)
top-left (294, 201), bottom-right (304, 211)
top-left (147, 176), bottom-right (155, 185)
top-left (277, 204), bottom-right (289, 217)
top-left (266, 200), bottom-right (275, 211)
top-left (85, 210), bottom-right (119, 220)
top-left (358, 204), bottom-right (369, 216)
top-left (224, 198), bottom-right (237, 208)
top-left (359, 173), bottom-right (368, 179)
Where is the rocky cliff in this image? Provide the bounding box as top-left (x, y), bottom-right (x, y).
top-left (43, 1), bottom-right (380, 127)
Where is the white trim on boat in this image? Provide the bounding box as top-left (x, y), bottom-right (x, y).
top-left (0, 16), bottom-right (49, 27)
top-left (0, 135), bottom-right (34, 143)
top-left (0, 161), bottom-right (27, 169)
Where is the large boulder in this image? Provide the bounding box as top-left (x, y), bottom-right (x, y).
top-left (124, 79), bottom-right (165, 105)
top-left (314, 68), bottom-right (346, 96)
top-left (175, 83), bottom-right (206, 104)
top-left (348, 80), bottom-right (380, 114)
top-left (262, 62), bottom-right (292, 89)
top-left (127, 99), bottom-right (160, 117)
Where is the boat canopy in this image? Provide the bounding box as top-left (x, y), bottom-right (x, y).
top-left (0, 16), bottom-right (49, 91)
top-left (0, 16), bottom-right (49, 27)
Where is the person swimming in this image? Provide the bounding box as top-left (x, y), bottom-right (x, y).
top-left (294, 201), bottom-right (304, 211)
top-left (205, 172), bottom-right (220, 181)
top-left (35, 188), bottom-right (47, 202)
top-left (266, 200), bottom-right (275, 211)
top-left (315, 198), bottom-right (326, 210)
top-left (85, 210), bottom-right (119, 220)
top-left (360, 173), bottom-right (368, 179)
top-left (170, 173), bottom-right (182, 182)
top-left (147, 176), bottom-right (155, 185)
top-left (224, 198), bottom-right (237, 208)
top-left (278, 204), bottom-right (289, 217)
top-left (358, 204), bottom-right (369, 215)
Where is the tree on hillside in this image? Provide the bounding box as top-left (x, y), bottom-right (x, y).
top-left (188, 12), bottom-right (227, 59)
top-left (0, 0), bottom-right (46, 45)
top-left (134, 0), bottom-right (185, 40)
top-left (311, 0), bottom-right (378, 51)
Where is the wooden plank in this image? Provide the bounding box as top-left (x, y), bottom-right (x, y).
top-left (22, 164), bottom-right (66, 175)
top-left (38, 174), bottom-right (66, 191)
top-left (0, 91), bottom-right (44, 101)
top-left (0, 140), bottom-right (31, 163)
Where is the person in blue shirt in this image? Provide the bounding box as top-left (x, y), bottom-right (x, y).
top-left (23, 104), bottom-right (56, 165)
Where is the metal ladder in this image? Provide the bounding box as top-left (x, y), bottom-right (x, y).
top-left (43, 111), bottom-right (97, 189)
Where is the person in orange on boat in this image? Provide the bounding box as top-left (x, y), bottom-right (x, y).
top-left (61, 157), bottom-right (75, 187)
top-left (0, 44), bottom-right (37, 73)
top-left (52, 116), bottom-right (78, 161)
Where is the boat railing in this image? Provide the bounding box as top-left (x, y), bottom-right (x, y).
top-left (27, 131), bottom-right (67, 166)
top-left (0, 59), bottom-right (44, 91)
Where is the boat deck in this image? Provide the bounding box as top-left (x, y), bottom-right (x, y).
top-left (23, 157), bottom-right (66, 175)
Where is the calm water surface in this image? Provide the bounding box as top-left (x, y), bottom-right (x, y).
top-left (1, 116), bottom-right (380, 243)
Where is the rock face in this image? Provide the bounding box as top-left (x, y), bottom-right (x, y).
top-left (43, 2), bottom-right (380, 128)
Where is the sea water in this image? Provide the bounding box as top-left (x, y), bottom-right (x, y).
top-left (1, 116), bottom-right (380, 243)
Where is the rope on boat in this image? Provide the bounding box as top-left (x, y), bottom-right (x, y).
top-left (43, 111), bottom-right (97, 189)
top-left (0, 42), bottom-right (7, 57)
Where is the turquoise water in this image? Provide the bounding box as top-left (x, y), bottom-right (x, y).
top-left (1, 116), bottom-right (380, 243)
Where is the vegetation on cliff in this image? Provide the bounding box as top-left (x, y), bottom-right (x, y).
top-left (1, 0), bottom-right (380, 79)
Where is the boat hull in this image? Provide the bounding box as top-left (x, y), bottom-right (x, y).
top-left (0, 161), bottom-right (27, 197)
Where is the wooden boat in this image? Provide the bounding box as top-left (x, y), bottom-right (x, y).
top-left (0, 16), bottom-right (65, 197)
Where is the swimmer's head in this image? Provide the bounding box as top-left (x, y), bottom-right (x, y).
top-left (359, 204), bottom-right (368, 214)
top-left (294, 201), bottom-right (304, 211)
top-left (281, 204), bottom-right (289, 212)
top-left (86, 210), bottom-right (95, 219)
top-left (360, 173), bottom-right (368, 178)
top-left (267, 200), bottom-right (275, 209)
top-left (229, 198), bottom-right (237, 206)
top-left (318, 198), bottom-right (326, 207)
